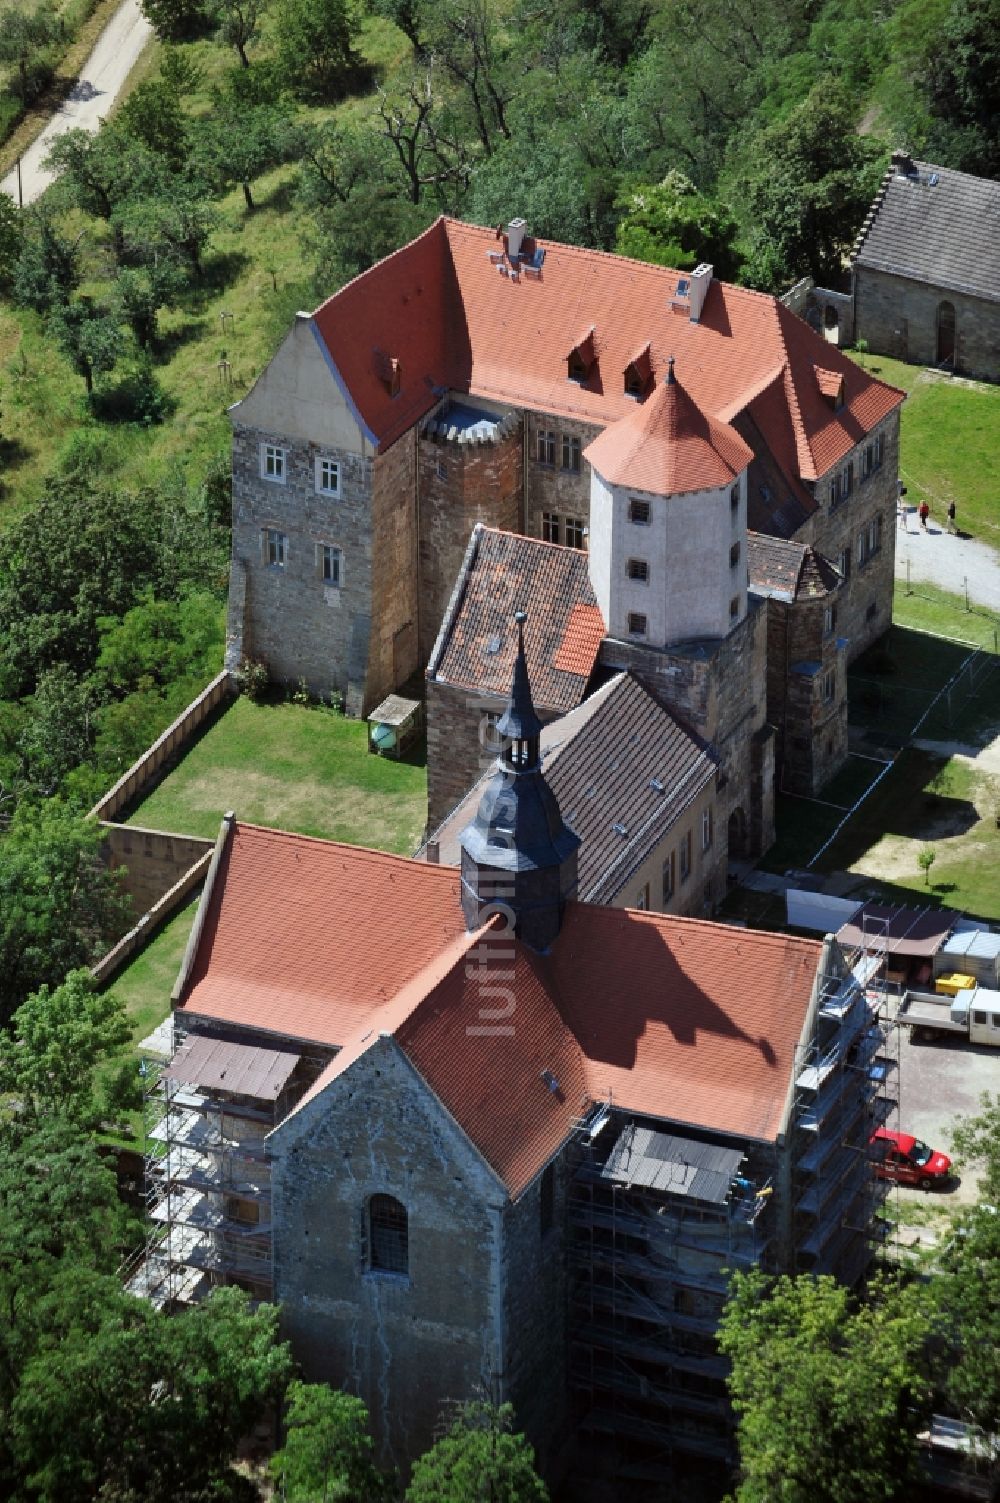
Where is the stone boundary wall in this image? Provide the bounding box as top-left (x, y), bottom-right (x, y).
top-left (89, 670), bottom-right (235, 823)
top-left (91, 849), bottom-right (212, 986)
top-left (99, 821), bottom-right (215, 916)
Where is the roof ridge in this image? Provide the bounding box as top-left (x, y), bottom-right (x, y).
top-left (311, 215), bottom-right (448, 318)
top-left (618, 905), bottom-right (824, 955)
top-left (232, 821), bottom-right (458, 878)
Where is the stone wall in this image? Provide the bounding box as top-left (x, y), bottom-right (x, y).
top-left (765, 595), bottom-right (849, 797)
top-left (854, 265), bottom-right (1000, 382)
top-left (418, 418), bottom-right (524, 665)
top-left (231, 421), bottom-right (375, 704)
top-left (270, 1037), bottom-right (507, 1473)
top-left (524, 414), bottom-right (599, 543)
top-left (808, 413), bottom-right (900, 662)
top-left (366, 430), bottom-right (420, 717)
top-left (99, 822), bottom-right (214, 919)
top-left (781, 277), bottom-right (855, 346)
top-left (91, 849), bottom-right (211, 985)
top-left (614, 780), bottom-right (728, 915)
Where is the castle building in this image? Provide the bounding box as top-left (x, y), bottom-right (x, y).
top-left (225, 215), bottom-right (904, 737)
top-left (135, 631), bottom-right (894, 1495)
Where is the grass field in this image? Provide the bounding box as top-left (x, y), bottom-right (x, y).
top-left (127, 696), bottom-right (428, 853)
top-left (851, 352), bottom-right (1000, 549)
top-left (105, 895), bottom-right (199, 1041)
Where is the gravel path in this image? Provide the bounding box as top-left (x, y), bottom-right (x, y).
top-left (895, 509), bottom-right (1000, 610)
top-left (0, 0), bottom-right (152, 207)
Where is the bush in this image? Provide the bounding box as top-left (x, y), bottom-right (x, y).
top-left (90, 358), bottom-right (173, 425)
top-left (235, 658), bottom-right (269, 701)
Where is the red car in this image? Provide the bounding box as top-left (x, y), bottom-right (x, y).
top-left (871, 1128), bottom-right (952, 1189)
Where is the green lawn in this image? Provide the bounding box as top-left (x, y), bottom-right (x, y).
top-left (851, 352), bottom-right (1000, 549)
top-left (104, 897), bottom-right (199, 1043)
top-left (127, 697), bottom-right (428, 854)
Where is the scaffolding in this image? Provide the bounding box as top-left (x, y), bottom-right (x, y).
top-left (569, 1114), bottom-right (774, 1490)
top-left (124, 1027), bottom-right (301, 1309)
top-left (790, 913), bottom-right (899, 1283)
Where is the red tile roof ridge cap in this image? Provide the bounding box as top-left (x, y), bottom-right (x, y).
top-left (480, 524), bottom-right (590, 555)
top-left (594, 903), bottom-right (824, 956)
top-left (441, 216), bottom-right (783, 304)
top-left (717, 361), bottom-right (787, 423)
top-left (229, 820), bottom-right (459, 881)
top-left (311, 214), bottom-right (448, 321)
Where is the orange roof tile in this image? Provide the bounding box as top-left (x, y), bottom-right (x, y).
top-left (552, 602), bottom-right (606, 676)
top-left (309, 217), bottom-right (903, 483)
top-left (185, 824), bottom-right (824, 1196)
top-left (583, 370), bottom-right (753, 495)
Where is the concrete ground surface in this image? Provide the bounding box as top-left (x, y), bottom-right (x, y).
top-left (895, 510), bottom-right (1000, 611)
top-left (0, 0), bottom-right (152, 207)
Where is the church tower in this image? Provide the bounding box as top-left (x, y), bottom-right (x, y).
top-left (584, 357), bottom-right (755, 648)
top-left (459, 612), bottom-right (581, 951)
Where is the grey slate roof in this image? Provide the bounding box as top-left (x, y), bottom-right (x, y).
top-left (601, 1123), bottom-right (744, 1202)
top-left (423, 673), bottom-right (717, 904)
top-left (747, 532), bottom-right (841, 603)
top-left (853, 159), bottom-right (1000, 305)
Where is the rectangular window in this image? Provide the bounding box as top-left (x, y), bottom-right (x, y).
top-left (315, 456), bottom-right (340, 495)
top-left (729, 541), bottom-right (741, 569)
top-left (627, 612), bottom-right (647, 637)
top-left (874, 432), bottom-right (884, 469)
top-left (823, 604), bottom-right (836, 636)
top-left (838, 546), bottom-right (851, 581)
top-left (635, 883), bottom-right (650, 911)
top-left (730, 484), bottom-right (740, 513)
top-left (857, 531), bottom-right (866, 567)
top-left (679, 831), bottom-right (692, 882)
top-left (662, 851), bottom-right (675, 904)
top-left (560, 433), bottom-right (581, 472)
top-left (822, 668), bottom-right (836, 703)
top-left (436, 458), bottom-right (448, 482)
top-left (564, 516), bottom-right (585, 550)
top-left (480, 711), bottom-right (503, 753)
top-left (869, 515), bottom-right (883, 554)
top-left (536, 429), bottom-right (556, 465)
top-left (629, 497), bottom-right (651, 526)
top-left (730, 595), bottom-right (740, 619)
top-left (261, 443), bottom-right (286, 483)
top-left (541, 512), bottom-right (560, 544)
top-left (829, 474), bottom-right (841, 510)
top-left (627, 558), bottom-right (649, 583)
top-left (843, 460), bottom-right (854, 499)
top-left (861, 445), bottom-right (873, 481)
top-left (701, 807), bottom-right (713, 852)
top-left (319, 543), bottom-right (342, 586)
top-left (264, 528), bottom-right (287, 567)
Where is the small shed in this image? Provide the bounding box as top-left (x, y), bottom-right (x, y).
top-left (367, 694), bottom-right (422, 759)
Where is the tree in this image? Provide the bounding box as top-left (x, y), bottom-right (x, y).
top-left (51, 294), bottom-right (126, 396)
top-left (719, 1271), bottom-right (933, 1503)
top-left (406, 1402), bottom-right (548, 1503)
top-left (419, 0), bottom-right (513, 156)
top-left (0, 969), bottom-right (138, 1131)
top-left (0, 2), bottom-right (61, 103)
top-left (274, 0), bottom-right (363, 103)
top-left (196, 97), bottom-right (282, 210)
top-left (923, 0), bottom-right (1000, 177)
top-left (730, 84), bottom-right (884, 291)
top-left (0, 192), bottom-right (20, 290)
top-left (213, 0), bottom-right (266, 67)
top-left (140, 0), bottom-right (212, 41)
top-left (114, 263), bottom-right (180, 348)
top-left (95, 588), bottom-right (224, 695)
top-left (18, 662), bottom-right (96, 791)
top-left (116, 188), bottom-right (217, 277)
top-left (0, 801), bottom-right (131, 1024)
top-left (12, 209), bottom-right (79, 313)
top-left (272, 1382), bottom-right (392, 1501)
top-left (115, 77), bottom-right (191, 169)
top-left (615, 170), bottom-right (742, 277)
top-left (44, 127), bottom-right (165, 247)
top-left (376, 70), bottom-right (471, 205)
top-left (917, 847), bottom-right (936, 885)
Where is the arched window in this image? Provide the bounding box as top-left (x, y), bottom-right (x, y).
top-left (368, 1195), bottom-right (408, 1275)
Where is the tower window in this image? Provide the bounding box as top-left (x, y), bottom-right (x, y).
top-left (368, 1195), bottom-right (408, 1276)
top-left (560, 434), bottom-right (581, 472)
top-left (629, 498), bottom-right (651, 526)
top-left (542, 512), bottom-right (560, 544)
top-left (702, 807), bottom-right (713, 851)
top-left (627, 612), bottom-right (647, 638)
top-left (627, 558), bottom-right (649, 583)
top-left (730, 595), bottom-right (740, 619)
top-left (730, 541), bottom-right (741, 569)
top-left (730, 484), bottom-right (740, 513)
top-left (822, 668), bottom-right (836, 704)
top-left (536, 429), bottom-right (556, 466)
top-left (564, 516), bottom-right (585, 549)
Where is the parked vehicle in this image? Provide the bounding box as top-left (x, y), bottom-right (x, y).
top-left (898, 985), bottom-right (1000, 1047)
top-left (871, 1128), bottom-right (952, 1188)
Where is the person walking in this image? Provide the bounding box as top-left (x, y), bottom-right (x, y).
top-left (919, 500), bottom-right (930, 530)
top-left (947, 500), bottom-right (957, 533)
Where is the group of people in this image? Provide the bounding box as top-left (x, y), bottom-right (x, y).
top-left (902, 498), bottom-right (957, 533)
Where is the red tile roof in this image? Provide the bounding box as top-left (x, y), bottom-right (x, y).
top-left (185, 823), bottom-right (823, 1196)
top-left (583, 371), bottom-right (753, 495)
top-left (428, 527), bottom-right (601, 710)
top-left (310, 216), bottom-right (903, 481)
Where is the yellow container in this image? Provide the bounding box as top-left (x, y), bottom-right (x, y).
top-left (936, 972), bottom-right (976, 997)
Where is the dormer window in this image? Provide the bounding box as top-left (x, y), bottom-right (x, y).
top-left (567, 328), bottom-right (596, 383)
top-left (373, 348), bottom-right (402, 397)
top-left (624, 345), bottom-right (652, 399)
top-left (815, 365), bottom-right (845, 411)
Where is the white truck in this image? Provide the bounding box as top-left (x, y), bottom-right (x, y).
top-left (898, 985), bottom-right (1000, 1046)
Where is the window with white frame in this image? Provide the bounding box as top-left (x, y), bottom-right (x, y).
top-left (542, 512), bottom-right (560, 544)
top-left (315, 456), bottom-right (340, 496)
top-left (701, 806), bottom-right (713, 852)
top-left (318, 543), bottom-right (342, 586)
top-left (261, 444), bottom-right (286, 483)
top-left (679, 830), bottom-right (692, 882)
top-left (824, 604), bottom-right (837, 636)
top-left (536, 429), bottom-right (556, 465)
top-left (560, 434), bottom-right (581, 472)
top-left (264, 528), bottom-right (287, 567)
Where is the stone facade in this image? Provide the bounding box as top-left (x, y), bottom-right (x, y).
top-left (616, 777), bottom-right (728, 916)
top-left (367, 432), bottom-right (420, 716)
top-left (854, 265), bottom-right (1000, 383)
top-left (764, 598), bottom-right (848, 797)
top-left (525, 414), bottom-right (600, 545)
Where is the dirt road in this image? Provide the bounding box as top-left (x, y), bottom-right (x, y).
top-left (0, 0), bottom-right (153, 207)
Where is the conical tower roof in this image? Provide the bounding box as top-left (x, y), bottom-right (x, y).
top-left (583, 357), bottom-right (753, 496)
top-left (496, 611), bottom-right (543, 744)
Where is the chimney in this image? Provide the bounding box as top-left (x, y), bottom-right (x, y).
top-left (507, 218), bottom-right (527, 260)
top-left (687, 263), bottom-right (713, 323)
top-left (425, 840), bottom-right (440, 865)
top-left (891, 149), bottom-right (915, 176)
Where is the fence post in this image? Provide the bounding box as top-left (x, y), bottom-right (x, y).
top-left (964, 576), bottom-right (970, 612)
top-left (906, 558), bottom-right (911, 596)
